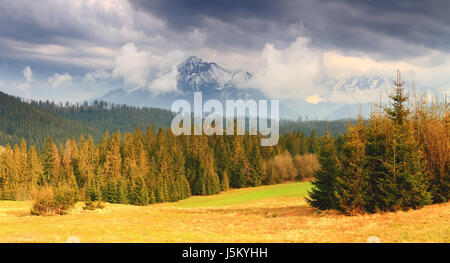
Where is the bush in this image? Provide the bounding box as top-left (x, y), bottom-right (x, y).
top-left (31, 185), bottom-right (77, 216)
top-left (30, 187), bottom-right (55, 216)
top-left (83, 201), bottom-right (105, 210)
top-left (293, 154), bottom-right (320, 181)
top-left (263, 152), bottom-right (297, 184)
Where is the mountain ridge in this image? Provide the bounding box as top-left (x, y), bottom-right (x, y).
top-left (98, 56), bottom-right (388, 119)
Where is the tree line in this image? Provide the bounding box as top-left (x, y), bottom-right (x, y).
top-left (307, 74), bottom-right (449, 215)
top-left (0, 125), bottom-right (320, 205)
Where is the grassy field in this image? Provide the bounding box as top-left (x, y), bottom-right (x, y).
top-left (0, 182), bottom-right (448, 243)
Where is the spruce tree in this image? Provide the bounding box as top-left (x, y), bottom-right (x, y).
top-left (229, 136), bottom-right (250, 188)
top-left (130, 176), bottom-right (149, 205)
top-left (334, 117), bottom-right (371, 215)
top-left (306, 134), bottom-right (339, 210)
top-left (26, 146), bottom-right (43, 193)
top-left (103, 132), bottom-right (122, 179)
top-left (371, 71), bottom-right (432, 211)
top-left (42, 136), bottom-right (59, 185)
top-left (248, 141), bottom-right (263, 187)
top-left (220, 171), bottom-right (230, 191)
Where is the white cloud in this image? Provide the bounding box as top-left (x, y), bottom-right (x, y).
top-left (83, 69), bottom-right (111, 83)
top-left (23, 66), bottom-right (32, 83)
top-left (48, 73), bottom-right (72, 89)
top-left (247, 37), bottom-right (323, 99)
top-left (112, 43), bottom-right (151, 87)
top-left (243, 35), bottom-right (450, 104)
top-left (147, 66), bottom-right (179, 94)
top-left (187, 29), bottom-right (207, 48)
top-left (156, 50), bottom-right (186, 73)
top-left (17, 66), bottom-right (33, 90)
top-left (321, 49), bottom-right (450, 102)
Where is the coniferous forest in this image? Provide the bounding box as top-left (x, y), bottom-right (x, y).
top-left (0, 121), bottom-right (320, 205)
top-left (307, 75), bottom-right (449, 214)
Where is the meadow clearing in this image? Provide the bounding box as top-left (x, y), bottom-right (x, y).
top-left (0, 182), bottom-right (448, 243)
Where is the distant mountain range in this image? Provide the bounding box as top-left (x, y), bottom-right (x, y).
top-left (98, 56), bottom-right (389, 119)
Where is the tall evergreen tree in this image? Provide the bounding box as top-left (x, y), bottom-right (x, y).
top-left (306, 134), bottom-right (339, 210)
top-left (371, 71), bottom-right (432, 211)
top-left (334, 117), bottom-right (371, 215)
top-left (42, 137), bottom-right (60, 185)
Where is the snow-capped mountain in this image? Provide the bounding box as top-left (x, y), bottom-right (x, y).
top-left (177, 56), bottom-right (252, 92)
top-left (98, 56), bottom-right (265, 109)
top-left (97, 56), bottom-right (390, 120)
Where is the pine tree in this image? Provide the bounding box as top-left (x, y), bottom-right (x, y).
top-left (248, 140), bottom-right (263, 187)
top-left (306, 134), bottom-right (339, 210)
top-left (130, 176), bottom-right (149, 205)
top-left (61, 140), bottom-right (77, 188)
top-left (220, 171), bottom-right (230, 191)
top-left (85, 177), bottom-right (102, 201)
top-left (42, 137), bottom-right (60, 185)
top-left (26, 146), bottom-right (43, 194)
top-left (103, 131), bottom-right (122, 179)
top-left (371, 71), bottom-right (432, 211)
top-left (229, 136), bottom-right (251, 188)
top-left (0, 145), bottom-right (15, 199)
top-left (334, 117), bottom-right (371, 215)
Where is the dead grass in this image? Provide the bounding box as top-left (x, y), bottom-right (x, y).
top-left (0, 184), bottom-right (448, 243)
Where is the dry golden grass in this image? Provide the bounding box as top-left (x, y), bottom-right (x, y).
top-left (0, 183), bottom-right (448, 243)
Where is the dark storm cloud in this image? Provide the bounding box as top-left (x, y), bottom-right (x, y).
top-left (129, 0), bottom-right (450, 58)
top-left (0, 1), bottom-right (122, 46)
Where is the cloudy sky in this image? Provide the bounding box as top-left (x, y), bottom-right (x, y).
top-left (0, 0), bottom-right (449, 103)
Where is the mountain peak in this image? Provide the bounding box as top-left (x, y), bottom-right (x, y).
top-left (185, 56), bottom-right (203, 64)
top-left (178, 56), bottom-right (207, 73)
top-left (177, 56), bottom-right (250, 92)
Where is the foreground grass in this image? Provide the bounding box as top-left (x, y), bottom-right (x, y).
top-left (0, 182), bottom-right (448, 242)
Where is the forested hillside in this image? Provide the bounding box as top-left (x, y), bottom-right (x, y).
top-left (0, 92), bottom-right (93, 147)
top-left (0, 91), bottom-right (174, 146)
top-left (0, 90), bottom-right (351, 147)
top-left (32, 100), bottom-right (174, 142)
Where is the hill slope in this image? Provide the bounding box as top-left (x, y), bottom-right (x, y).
top-left (0, 91), bottom-right (174, 146)
top-left (0, 91), bottom-right (92, 147)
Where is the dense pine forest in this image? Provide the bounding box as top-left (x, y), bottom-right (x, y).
top-left (0, 121), bottom-right (320, 205)
top-left (0, 91), bottom-right (174, 147)
top-left (0, 89), bottom-right (329, 207)
top-left (307, 74), bottom-right (449, 214)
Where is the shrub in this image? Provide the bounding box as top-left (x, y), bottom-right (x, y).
top-left (30, 187), bottom-right (55, 216)
top-left (30, 185), bottom-right (77, 216)
top-left (263, 152), bottom-right (297, 184)
top-left (83, 201), bottom-right (105, 210)
top-left (293, 154), bottom-right (320, 181)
